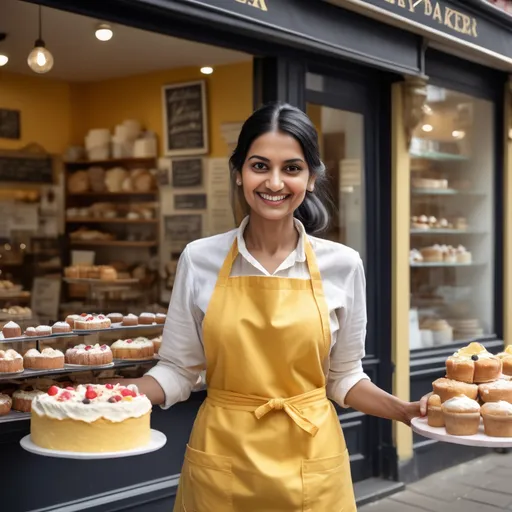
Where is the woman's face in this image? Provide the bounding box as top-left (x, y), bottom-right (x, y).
top-left (238, 131), bottom-right (314, 223)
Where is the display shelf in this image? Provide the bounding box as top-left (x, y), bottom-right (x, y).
top-left (64, 157), bottom-right (156, 167)
top-left (410, 262), bottom-right (482, 268)
top-left (409, 150), bottom-right (469, 161)
top-left (410, 229), bottom-right (487, 235)
top-left (68, 191), bottom-right (157, 197)
top-left (63, 277), bottom-right (139, 285)
top-left (66, 218), bottom-right (158, 224)
top-left (0, 292), bottom-right (30, 301)
top-left (411, 188), bottom-right (486, 196)
top-left (70, 240), bottom-right (157, 248)
top-left (0, 332), bottom-right (79, 344)
top-left (0, 411), bottom-right (30, 424)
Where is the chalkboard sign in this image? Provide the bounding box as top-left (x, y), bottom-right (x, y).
top-left (174, 194), bottom-right (207, 210)
top-left (162, 81), bottom-right (208, 156)
top-left (0, 109), bottom-right (20, 139)
top-left (0, 154), bottom-right (53, 183)
top-left (172, 158), bottom-right (203, 188)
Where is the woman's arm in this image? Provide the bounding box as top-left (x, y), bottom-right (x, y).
top-left (106, 375), bottom-right (166, 405)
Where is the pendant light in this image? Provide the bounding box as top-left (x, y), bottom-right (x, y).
top-left (0, 33), bottom-right (8, 67)
top-left (27, 5), bottom-right (53, 74)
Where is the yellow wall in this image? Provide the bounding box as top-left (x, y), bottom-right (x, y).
top-left (0, 60), bottom-right (253, 158)
top-left (0, 71), bottom-right (73, 154)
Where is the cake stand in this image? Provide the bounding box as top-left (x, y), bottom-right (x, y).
top-left (411, 416), bottom-right (512, 448)
top-left (20, 429), bottom-right (167, 459)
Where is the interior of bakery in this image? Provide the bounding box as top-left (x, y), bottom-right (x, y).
top-left (0, 0), bottom-right (253, 328)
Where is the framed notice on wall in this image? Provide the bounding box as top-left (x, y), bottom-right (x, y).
top-left (162, 80), bottom-right (208, 157)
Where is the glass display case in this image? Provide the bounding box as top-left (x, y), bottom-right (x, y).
top-left (409, 85), bottom-right (495, 350)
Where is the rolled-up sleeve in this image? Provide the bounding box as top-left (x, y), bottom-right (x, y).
top-left (146, 247), bottom-right (205, 409)
top-left (326, 257), bottom-right (370, 408)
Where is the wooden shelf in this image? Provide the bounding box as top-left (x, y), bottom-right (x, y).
top-left (64, 157), bottom-right (156, 167)
top-left (70, 240), bottom-right (157, 248)
top-left (68, 191), bottom-right (157, 197)
top-left (410, 229), bottom-right (487, 235)
top-left (66, 218), bottom-right (158, 224)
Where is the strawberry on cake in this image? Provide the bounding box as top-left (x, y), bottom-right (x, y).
top-left (0, 349), bottom-right (23, 373)
top-left (30, 383), bottom-right (152, 452)
top-left (74, 314), bottom-right (111, 330)
top-left (65, 344), bottom-right (113, 366)
top-left (24, 348), bottom-right (65, 370)
top-left (111, 337), bottom-right (154, 360)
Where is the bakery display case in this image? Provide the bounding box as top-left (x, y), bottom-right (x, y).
top-left (409, 85), bottom-right (495, 350)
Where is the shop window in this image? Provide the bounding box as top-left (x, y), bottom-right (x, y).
top-left (409, 85), bottom-right (495, 350)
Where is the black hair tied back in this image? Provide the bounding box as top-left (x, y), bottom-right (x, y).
top-left (229, 102), bottom-right (333, 235)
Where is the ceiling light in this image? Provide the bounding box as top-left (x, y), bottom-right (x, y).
top-left (27, 6), bottom-right (53, 74)
top-left (95, 23), bottom-right (113, 42)
top-left (421, 124), bottom-right (433, 132)
top-left (0, 54), bottom-right (8, 66)
top-left (452, 130), bottom-right (465, 140)
top-left (422, 104), bottom-right (433, 115)
top-left (200, 66), bottom-right (214, 75)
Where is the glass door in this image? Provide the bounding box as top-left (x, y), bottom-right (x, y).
top-left (306, 68), bottom-right (393, 482)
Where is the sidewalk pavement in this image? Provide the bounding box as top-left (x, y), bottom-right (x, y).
top-left (359, 451), bottom-right (512, 511)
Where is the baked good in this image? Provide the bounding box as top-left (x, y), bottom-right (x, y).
top-left (25, 327), bottom-right (37, 336)
top-left (455, 245), bottom-right (472, 264)
top-left (2, 321), bottom-right (21, 339)
top-left (481, 401), bottom-right (512, 437)
top-left (430, 320), bottom-right (453, 345)
top-left (427, 394), bottom-right (444, 427)
top-left (498, 345), bottom-right (512, 376)
top-left (65, 314), bottom-right (81, 329)
top-left (0, 349), bottom-right (23, 373)
top-left (122, 314), bottom-right (138, 326)
top-left (432, 378), bottom-right (478, 403)
top-left (74, 314), bottom-right (111, 330)
top-left (151, 335), bottom-right (162, 353)
top-left (107, 313), bottom-right (123, 324)
top-left (52, 321), bottom-right (72, 334)
top-left (24, 348), bottom-right (65, 370)
top-left (65, 344), bottom-right (113, 366)
top-left (34, 325), bottom-right (52, 337)
top-left (111, 338), bottom-right (154, 360)
top-left (446, 342), bottom-right (501, 383)
top-left (420, 246), bottom-right (443, 263)
top-left (67, 170), bottom-right (89, 194)
top-left (0, 394), bottom-right (12, 415)
top-left (441, 396), bottom-right (481, 436)
top-left (139, 312), bottom-right (155, 325)
top-left (100, 266), bottom-right (117, 281)
top-left (479, 380), bottom-right (512, 403)
top-left (31, 383), bottom-right (152, 453)
top-left (13, 389), bottom-right (45, 412)
top-left (155, 313), bottom-right (166, 325)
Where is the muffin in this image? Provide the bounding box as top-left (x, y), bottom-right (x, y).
top-left (479, 380), bottom-right (512, 403)
top-left (0, 393), bottom-right (12, 415)
top-left (100, 266), bottom-right (117, 281)
top-left (35, 325), bottom-right (52, 337)
top-left (446, 342), bottom-right (501, 383)
top-left (498, 345), bottom-right (512, 376)
top-left (427, 394), bottom-right (444, 427)
top-left (432, 378), bottom-right (478, 403)
top-left (2, 321), bottom-right (21, 339)
top-left (481, 401), bottom-right (512, 437)
top-left (122, 314), bottom-right (138, 326)
top-left (52, 321), bottom-right (72, 334)
top-left (155, 313), bottom-right (166, 325)
top-left (0, 349), bottom-right (23, 373)
top-left (107, 312), bottom-right (123, 324)
top-left (139, 312), bottom-right (156, 325)
top-left (442, 395), bottom-right (481, 436)
top-left (12, 389), bottom-right (44, 412)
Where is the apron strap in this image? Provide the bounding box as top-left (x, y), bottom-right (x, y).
top-left (216, 238), bottom-right (239, 286)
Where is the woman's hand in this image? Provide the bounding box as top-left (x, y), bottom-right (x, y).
top-left (400, 392), bottom-right (432, 426)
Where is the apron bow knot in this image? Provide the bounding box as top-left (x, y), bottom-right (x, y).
top-left (270, 398), bottom-right (285, 410)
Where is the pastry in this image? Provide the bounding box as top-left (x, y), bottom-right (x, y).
top-left (139, 312), bottom-right (156, 325)
top-left (420, 246), bottom-right (443, 263)
top-left (479, 380), bottom-right (512, 403)
top-left (455, 245), bottom-right (472, 264)
top-left (441, 396), bottom-right (481, 436)
top-left (2, 321), bottom-right (21, 339)
top-left (431, 320), bottom-right (453, 345)
top-left (24, 348), bottom-right (65, 370)
top-left (111, 338), bottom-right (154, 360)
top-left (481, 401), bottom-right (512, 437)
top-left (0, 393), bottom-right (12, 415)
top-left (432, 378), bottom-right (478, 403)
top-left (30, 383), bottom-right (151, 452)
top-left (0, 349), bottom-right (23, 373)
top-left (155, 313), bottom-right (166, 325)
top-left (122, 314), bottom-right (138, 326)
top-left (151, 335), bottom-right (162, 353)
top-left (52, 321), bottom-right (72, 334)
top-left (13, 389), bottom-right (45, 412)
top-left (65, 314), bottom-right (81, 328)
top-left (499, 346), bottom-right (512, 376)
top-left (67, 170), bottom-right (89, 194)
top-left (65, 344), bottom-right (113, 366)
top-left (107, 312), bottom-right (123, 324)
top-left (446, 342), bottom-right (501, 383)
top-left (427, 394), bottom-right (444, 427)
top-left (34, 325), bottom-right (52, 337)
top-left (100, 266), bottom-right (117, 281)
top-left (74, 314), bottom-right (111, 330)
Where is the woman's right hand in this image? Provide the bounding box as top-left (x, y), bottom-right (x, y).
top-left (419, 392), bottom-right (432, 417)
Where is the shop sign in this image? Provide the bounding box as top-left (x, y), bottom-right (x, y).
top-left (234, 0), bottom-right (268, 11)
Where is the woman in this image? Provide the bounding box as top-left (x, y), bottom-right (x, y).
top-left (130, 103), bottom-right (428, 511)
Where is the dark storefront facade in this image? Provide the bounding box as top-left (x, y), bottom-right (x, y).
top-left (2, 0), bottom-right (512, 510)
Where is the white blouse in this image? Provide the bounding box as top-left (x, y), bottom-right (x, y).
top-left (147, 217), bottom-right (370, 409)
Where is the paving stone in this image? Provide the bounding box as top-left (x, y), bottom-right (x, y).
top-left (464, 487), bottom-right (512, 508)
top-left (481, 477), bottom-right (512, 496)
top-left (390, 490), bottom-right (461, 512)
top-left (450, 499), bottom-right (505, 512)
top-left (489, 465), bottom-right (512, 478)
top-left (358, 498), bottom-right (419, 512)
top-left (408, 481), bottom-right (472, 502)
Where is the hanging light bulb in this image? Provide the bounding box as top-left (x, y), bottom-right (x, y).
top-left (27, 6), bottom-right (53, 74)
top-left (0, 54), bottom-right (8, 66)
top-left (95, 23), bottom-right (113, 42)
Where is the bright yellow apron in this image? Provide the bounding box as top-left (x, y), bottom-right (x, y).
top-left (174, 237), bottom-right (356, 511)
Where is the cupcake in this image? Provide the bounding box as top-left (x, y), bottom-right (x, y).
top-left (0, 394), bottom-right (12, 416)
top-left (139, 312), bottom-right (156, 325)
top-left (442, 395), bottom-right (481, 436)
top-left (107, 312), bottom-right (123, 324)
top-left (481, 401), bottom-right (512, 437)
top-left (432, 378), bottom-right (478, 403)
top-left (155, 313), bottom-right (166, 325)
top-left (122, 314), bottom-right (138, 326)
top-left (446, 342), bottom-right (501, 383)
top-left (0, 349), bottom-right (23, 373)
top-left (151, 335), bottom-right (162, 353)
top-left (25, 327), bottom-right (37, 337)
top-left (12, 389), bottom-right (44, 412)
top-left (35, 325), bottom-right (52, 337)
top-left (52, 321), bottom-right (72, 334)
top-left (498, 345), bottom-right (512, 376)
top-left (427, 394), bottom-right (444, 427)
top-left (2, 321), bottom-right (21, 339)
top-left (478, 380), bottom-right (512, 403)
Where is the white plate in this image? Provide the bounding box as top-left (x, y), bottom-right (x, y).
top-left (411, 416), bottom-right (512, 447)
top-left (20, 429), bottom-right (167, 459)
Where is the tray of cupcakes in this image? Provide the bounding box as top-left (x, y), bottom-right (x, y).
top-left (0, 321), bottom-right (78, 343)
top-left (411, 343), bottom-right (512, 446)
top-left (67, 312), bottom-right (166, 335)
